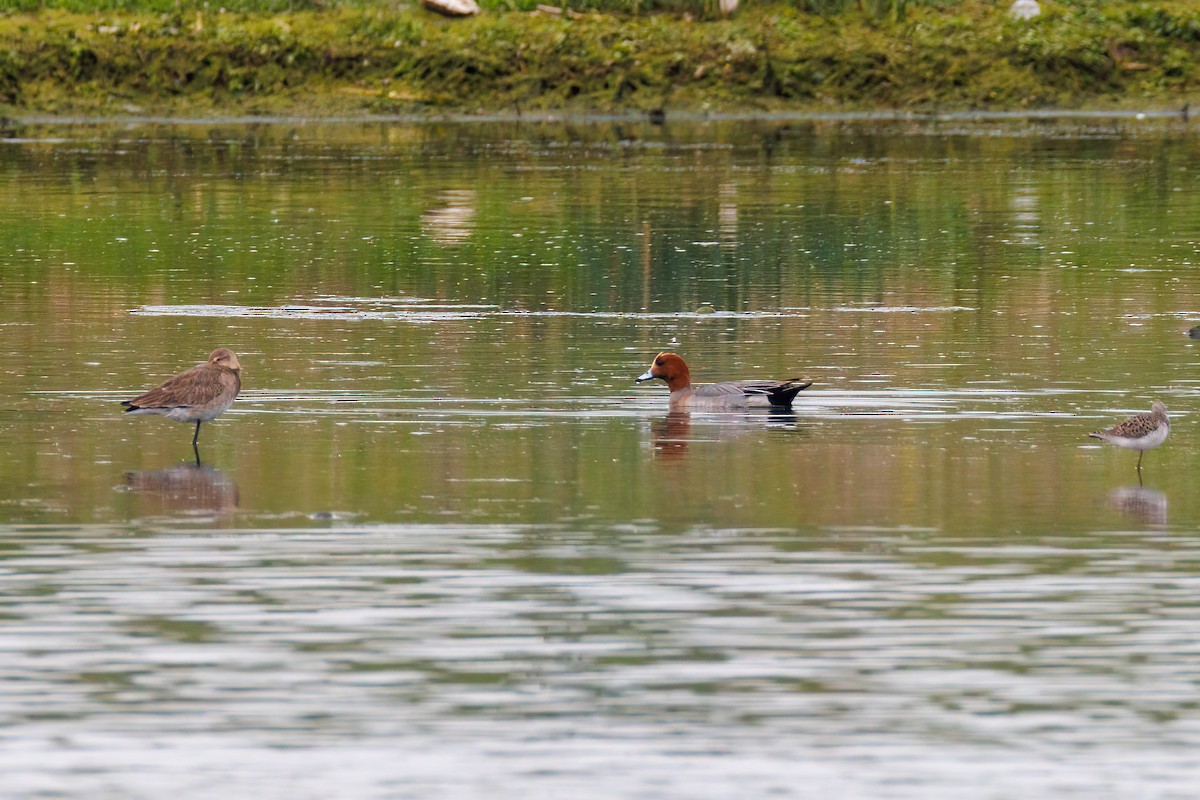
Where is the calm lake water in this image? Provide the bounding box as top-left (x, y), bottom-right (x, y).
top-left (2, 116), bottom-right (1200, 798)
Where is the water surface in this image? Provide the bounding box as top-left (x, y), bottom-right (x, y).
top-left (2, 117), bottom-right (1200, 798)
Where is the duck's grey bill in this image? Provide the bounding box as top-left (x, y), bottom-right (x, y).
top-left (636, 369), bottom-right (656, 383)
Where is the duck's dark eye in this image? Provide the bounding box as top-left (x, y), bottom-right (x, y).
top-left (655, 358), bottom-right (664, 366)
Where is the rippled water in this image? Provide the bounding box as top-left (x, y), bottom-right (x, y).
top-left (2, 117), bottom-right (1200, 798)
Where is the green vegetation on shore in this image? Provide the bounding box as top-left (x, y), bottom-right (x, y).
top-left (1, 1), bottom-right (1198, 117)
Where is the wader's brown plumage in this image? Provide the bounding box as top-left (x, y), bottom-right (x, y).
top-left (122, 348), bottom-right (242, 447)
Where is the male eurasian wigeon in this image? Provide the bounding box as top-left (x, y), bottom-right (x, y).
top-left (636, 352), bottom-right (811, 411)
top-left (122, 348), bottom-right (242, 447)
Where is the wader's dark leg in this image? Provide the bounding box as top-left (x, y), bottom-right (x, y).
top-left (192, 420), bottom-right (202, 447)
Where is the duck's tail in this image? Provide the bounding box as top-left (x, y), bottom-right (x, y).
top-left (767, 379), bottom-right (813, 409)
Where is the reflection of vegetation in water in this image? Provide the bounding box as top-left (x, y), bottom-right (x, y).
top-left (1, 2), bottom-right (1199, 115)
top-left (2, 119), bottom-right (1195, 314)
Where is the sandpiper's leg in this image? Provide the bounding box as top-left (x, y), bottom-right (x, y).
top-left (1137, 450), bottom-right (1144, 471)
top-left (193, 420), bottom-right (202, 447)
top-left (193, 441), bottom-right (202, 467)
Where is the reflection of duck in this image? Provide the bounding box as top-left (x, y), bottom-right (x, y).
top-left (650, 412), bottom-right (692, 461)
top-left (650, 410), bottom-right (806, 462)
top-left (636, 352), bottom-right (812, 411)
top-left (1109, 485), bottom-right (1167, 525)
top-left (765, 410), bottom-right (800, 430)
top-left (124, 464), bottom-right (239, 515)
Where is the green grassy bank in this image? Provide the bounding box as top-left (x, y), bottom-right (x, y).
top-left (1, 1), bottom-right (1198, 117)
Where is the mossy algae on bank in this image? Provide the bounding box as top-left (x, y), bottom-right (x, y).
top-left (1, 1), bottom-right (1198, 117)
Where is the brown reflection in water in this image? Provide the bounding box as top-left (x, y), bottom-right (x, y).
top-left (420, 190), bottom-right (477, 245)
top-left (651, 412), bottom-right (693, 462)
top-left (1108, 485), bottom-right (1168, 526)
top-left (651, 411), bottom-right (801, 465)
top-left (124, 465), bottom-right (239, 516)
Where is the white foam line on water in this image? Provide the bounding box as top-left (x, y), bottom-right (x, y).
top-left (243, 410), bottom-right (639, 421)
top-left (31, 386), bottom-right (1157, 428)
top-left (128, 304), bottom-right (488, 321)
top-left (23, 393), bottom-right (1119, 423)
top-left (34, 387), bottom-right (1110, 402)
top-left (126, 304), bottom-right (812, 321)
top-left (311, 295), bottom-right (481, 306)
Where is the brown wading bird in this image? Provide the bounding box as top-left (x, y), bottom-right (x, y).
top-left (636, 352), bottom-right (811, 412)
top-left (122, 348), bottom-right (242, 450)
top-left (1088, 400), bottom-right (1169, 471)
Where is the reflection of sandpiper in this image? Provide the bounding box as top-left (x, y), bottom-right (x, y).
top-left (1089, 401), bottom-right (1169, 471)
top-left (122, 348), bottom-right (242, 457)
top-left (125, 464), bottom-right (239, 515)
top-left (1108, 484), bottom-right (1168, 525)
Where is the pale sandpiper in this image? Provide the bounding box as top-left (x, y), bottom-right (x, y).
top-left (1089, 400), bottom-right (1169, 471)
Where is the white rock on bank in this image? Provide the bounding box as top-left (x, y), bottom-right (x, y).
top-left (1009, 0), bottom-right (1041, 20)
top-left (421, 0), bottom-right (481, 17)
